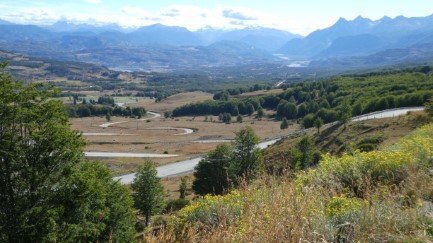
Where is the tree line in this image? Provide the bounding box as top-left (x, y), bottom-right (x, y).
top-left (171, 68), bottom-right (433, 129)
top-left (66, 104), bottom-right (146, 118)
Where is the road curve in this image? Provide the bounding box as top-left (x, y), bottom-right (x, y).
top-left (113, 107), bottom-right (424, 184)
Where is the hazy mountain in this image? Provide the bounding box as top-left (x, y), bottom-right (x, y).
top-left (127, 24), bottom-right (203, 46)
top-left (278, 14), bottom-right (433, 58)
top-left (0, 25), bottom-right (58, 42)
top-left (1, 17), bottom-right (433, 71)
top-left (46, 20), bottom-right (127, 33)
top-left (310, 42), bottom-right (433, 68)
top-left (196, 26), bottom-right (300, 52)
top-left (0, 19), bottom-right (13, 25)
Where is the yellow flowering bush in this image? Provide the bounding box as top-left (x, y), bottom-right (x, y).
top-left (176, 191), bottom-right (244, 229)
top-left (326, 195), bottom-right (365, 224)
top-left (296, 124), bottom-right (433, 197)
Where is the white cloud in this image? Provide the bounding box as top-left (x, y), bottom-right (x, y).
top-left (0, 3), bottom-right (313, 35)
top-left (4, 8), bottom-right (59, 25)
top-left (84, 0), bottom-right (102, 4)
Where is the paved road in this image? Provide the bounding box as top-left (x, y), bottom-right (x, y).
top-left (113, 107), bottom-right (424, 184)
top-left (85, 151), bottom-right (179, 158)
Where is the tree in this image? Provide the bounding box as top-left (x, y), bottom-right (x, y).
top-left (256, 108), bottom-right (264, 119)
top-left (280, 117), bottom-right (289, 129)
top-left (232, 106), bottom-right (239, 116)
top-left (222, 112), bottom-right (232, 124)
top-left (0, 64), bottom-right (83, 241)
top-left (0, 63), bottom-right (135, 242)
top-left (54, 162), bottom-right (136, 242)
top-left (313, 117), bottom-right (324, 134)
top-left (352, 102), bottom-right (363, 116)
top-left (285, 102), bottom-right (298, 119)
top-left (179, 177), bottom-right (187, 199)
top-left (230, 126), bottom-right (263, 182)
top-left (213, 91), bottom-right (229, 101)
top-left (301, 113), bottom-right (315, 128)
top-left (425, 99), bottom-right (433, 117)
top-left (246, 103), bottom-right (255, 116)
top-left (297, 103), bottom-right (308, 117)
top-left (132, 161), bottom-right (165, 227)
top-left (105, 112), bottom-right (111, 122)
top-left (237, 114), bottom-right (243, 123)
top-left (288, 136), bottom-right (319, 171)
top-left (192, 144), bottom-right (232, 195)
top-left (338, 99), bottom-right (352, 128)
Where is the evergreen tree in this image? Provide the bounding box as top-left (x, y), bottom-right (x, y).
top-left (280, 117), bottom-right (289, 129)
top-left (179, 177), bottom-right (187, 199)
top-left (237, 115), bottom-right (243, 123)
top-left (132, 161), bottom-right (165, 227)
top-left (230, 126), bottom-right (263, 182)
top-left (192, 144), bottom-right (232, 195)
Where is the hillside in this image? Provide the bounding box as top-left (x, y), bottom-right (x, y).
top-left (145, 122), bottom-right (433, 242)
top-left (264, 110), bottom-right (428, 172)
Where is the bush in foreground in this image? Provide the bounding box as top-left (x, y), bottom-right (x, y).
top-left (145, 123), bottom-right (433, 242)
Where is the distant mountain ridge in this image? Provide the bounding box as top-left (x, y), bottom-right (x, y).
top-left (0, 20), bottom-right (299, 70)
top-left (278, 14), bottom-right (433, 59)
top-left (1, 14), bottom-right (433, 71)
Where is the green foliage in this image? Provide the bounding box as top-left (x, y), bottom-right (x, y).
top-left (0, 64), bottom-right (135, 242)
top-left (176, 191), bottom-right (244, 230)
top-left (132, 161), bottom-right (166, 227)
top-left (237, 114), bottom-right (243, 123)
top-left (151, 124), bottom-right (433, 242)
top-left (230, 126), bottom-right (263, 182)
top-left (287, 136), bottom-right (320, 171)
top-left (425, 99), bottom-right (433, 117)
top-left (356, 136), bottom-right (385, 152)
top-left (213, 91), bottom-right (229, 101)
top-left (313, 117), bottom-right (324, 133)
top-left (179, 177), bottom-right (188, 199)
top-left (52, 161), bottom-right (136, 242)
top-left (222, 112), bottom-right (232, 124)
top-left (256, 108), bottom-right (264, 119)
top-left (280, 117), bottom-right (289, 129)
top-left (67, 104), bottom-right (146, 118)
top-left (192, 144), bottom-right (232, 195)
top-left (246, 103), bottom-right (255, 116)
top-left (337, 98), bottom-right (352, 127)
top-left (165, 198), bottom-right (191, 213)
top-left (325, 195), bottom-right (365, 225)
top-left (97, 95), bottom-right (115, 105)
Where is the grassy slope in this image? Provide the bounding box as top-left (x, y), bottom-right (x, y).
top-left (264, 111), bottom-right (428, 167)
top-left (144, 121), bottom-right (433, 242)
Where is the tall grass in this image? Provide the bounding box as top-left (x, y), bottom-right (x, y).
top-left (144, 124), bottom-right (433, 242)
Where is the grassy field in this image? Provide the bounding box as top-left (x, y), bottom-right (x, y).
top-left (69, 91), bottom-right (298, 175)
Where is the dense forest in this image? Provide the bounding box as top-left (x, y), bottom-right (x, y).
top-left (172, 67), bottom-right (433, 127)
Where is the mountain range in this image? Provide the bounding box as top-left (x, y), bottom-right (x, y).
top-left (278, 15), bottom-right (433, 59)
top-left (0, 14), bottom-right (433, 71)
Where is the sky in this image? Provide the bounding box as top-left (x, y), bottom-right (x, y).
top-left (1, 0), bottom-right (432, 35)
